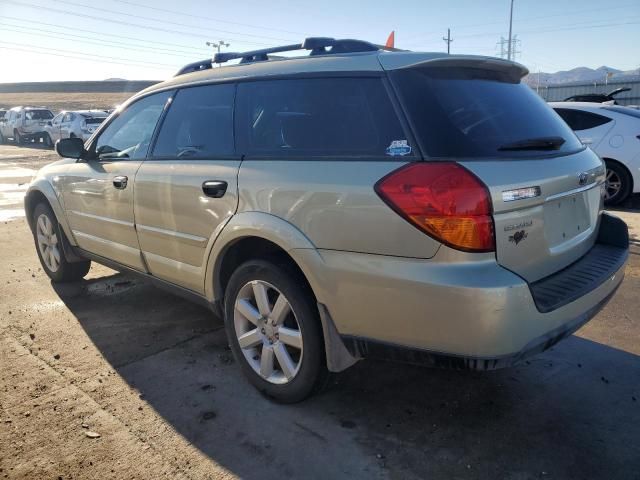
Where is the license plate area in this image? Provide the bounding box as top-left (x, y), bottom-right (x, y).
top-left (544, 187), bottom-right (598, 249)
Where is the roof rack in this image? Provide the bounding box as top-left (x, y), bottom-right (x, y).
top-left (175, 37), bottom-right (379, 76)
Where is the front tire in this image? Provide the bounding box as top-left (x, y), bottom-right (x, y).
top-left (43, 133), bottom-right (53, 148)
top-left (604, 161), bottom-right (632, 206)
top-left (14, 129), bottom-right (22, 144)
top-left (32, 202), bottom-right (91, 282)
top-left (224, 259), bottom-right (327, 403)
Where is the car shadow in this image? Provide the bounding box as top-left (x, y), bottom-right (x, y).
top-left (52, 272), bottom-right (640, 479)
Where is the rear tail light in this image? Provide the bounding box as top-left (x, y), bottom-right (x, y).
top-left (375, 162), bottom-right (495, 252)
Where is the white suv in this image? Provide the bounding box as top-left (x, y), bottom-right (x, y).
top-left (0, 106), bottom-right (54, 144)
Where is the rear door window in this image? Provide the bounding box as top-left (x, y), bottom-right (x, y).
top-left (554, 108), bottom-right (613, 131)
top-left (236, 77), bottom-right (411, 159)
top-left (25, 110), bottom-right (53, 120)
top-left (152, 83), bottom-right (235, 159)
top-left (390, 67), bottom-right (583, 158)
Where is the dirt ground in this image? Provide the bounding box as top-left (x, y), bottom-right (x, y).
top-left (1, 145), bottom-right (639, 480)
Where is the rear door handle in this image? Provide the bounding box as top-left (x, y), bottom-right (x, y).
top-left (202, 180), bottom-right (227, 198)
top-left (113, 175), bottom-right (128, 189)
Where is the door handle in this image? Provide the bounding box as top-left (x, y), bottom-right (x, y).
top-left (202, 180), bottom-right (227, 198)
top-left (113, 175), bottom-right (128, 189)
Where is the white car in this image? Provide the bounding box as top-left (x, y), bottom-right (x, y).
top-left (0, 106), bottom-right (54, 144)
top-left (45, 110), bottom-right (109, 145)
top-left (550, 102), bottom-right (640, 205)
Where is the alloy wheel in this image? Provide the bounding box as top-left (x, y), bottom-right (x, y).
top-left (36, 213), bottom-right (61, 272)
top-left (233, 280), bottom-right (303, 384)
top-left (604, 169), bottom-right (622, 201)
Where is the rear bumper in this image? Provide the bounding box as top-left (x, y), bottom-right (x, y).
top-left (299, 213), bottom-right (628, 364)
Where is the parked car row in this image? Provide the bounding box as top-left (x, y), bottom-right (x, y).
top-left (0, 106), bottom-right (110, 146)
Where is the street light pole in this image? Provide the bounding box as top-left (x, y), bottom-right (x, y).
top-left (507, 0), bottom-right (514, 61)
top-left (206, 40), bottom-right (230, 55)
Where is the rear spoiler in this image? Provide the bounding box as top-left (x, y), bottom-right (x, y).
top-left (390, 55), bottom-right (529, 82)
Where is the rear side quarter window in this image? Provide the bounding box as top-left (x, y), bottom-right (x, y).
top-left (554, 108), bottom-right (613, 131)
top-left (236, 77), bottom-right (413, 159)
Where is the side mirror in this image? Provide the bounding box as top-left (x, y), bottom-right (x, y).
top-left (47, 121), bottom-right (52, 126)
top-left (55, 137), bottom-right (86, 159)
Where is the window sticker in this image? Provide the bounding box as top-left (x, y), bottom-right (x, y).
top-left (386, 139), bottom-right (412, 156)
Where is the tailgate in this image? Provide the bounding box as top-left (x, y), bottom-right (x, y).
top-left (461, 148), bottom-right (606, 282)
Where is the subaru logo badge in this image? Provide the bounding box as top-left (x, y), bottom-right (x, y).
top-left (578, 172), bottom-right (589, 186)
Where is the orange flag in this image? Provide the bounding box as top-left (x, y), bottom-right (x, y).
top-left (385, 31), bottom-right (395, 49)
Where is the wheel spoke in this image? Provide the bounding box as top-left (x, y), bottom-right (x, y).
top-left (43, 215), bottom-right (52, 235)
top-left (37, 216), bottom-right (47, 235)
top-left (50, 233), bottom-right (58, 246)
top-left (606, 170), bottom-right (613, 180)
top-left (37, 233), bottom-right (48, 246)
top-left (278, 327), bottom-right (302, 350)
top-left (270, 293), bottom-right (290, 325)
top-left (273, 343), bottom-right (296, 380)
top-left (48, 248), bottom-right (57, 269)
top-left (260, 345), bottom-right (274, 378)
top-left (236, 298), bottom-right (261, 325)
top-left (252, 281), bottom-right (271, 317)
top-left (51, 246), bottom-right (61, 264)
top-left (238, 328), bottom-right (262, 349)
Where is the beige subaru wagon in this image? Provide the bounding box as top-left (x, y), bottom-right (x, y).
top-left (25, 38), bottom-right (629, 402)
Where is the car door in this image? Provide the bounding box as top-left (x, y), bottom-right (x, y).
top-left (554, 108), bottom-right (615, 148)
top-left (61, 91), bottom-right (172, 270)
top-left (48, 113), bottom-right (63, 142)
top-left (134, 83), bottom-right (240, 293)
top-left (60, 113), bottom-right (74, 139)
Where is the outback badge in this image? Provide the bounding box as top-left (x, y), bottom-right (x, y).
top-left (509, 230), bottom-right (528, 245)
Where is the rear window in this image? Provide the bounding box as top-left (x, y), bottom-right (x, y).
top-left (391, 67), bottom-right (583, 158)
top-left (85, 117), bottom-right (106, 125)
top-left (236, 77), bottom-right (410, 159)
top-left (25, 110), bottom-right (53, 120)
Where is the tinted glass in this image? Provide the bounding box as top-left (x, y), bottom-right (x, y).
top-left (554, 108), bottom-right (613, 131)
top-left (95, 91), bottom-right (171, 160)
top-left (25, 110), bottom-right (53, 120)
top-left (236, 78), bottom-right (409, 158)
top-left (391, 68), bottom-right (583, 158)
top-left (152, 84), bottom-right (234, 158)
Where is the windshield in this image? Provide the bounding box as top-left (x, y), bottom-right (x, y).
top-left (390, 67), bottom-right (583, 158)
top-left (25, 110), bottom-right (53, 120)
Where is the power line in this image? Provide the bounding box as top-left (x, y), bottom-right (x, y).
top-left (0, 40), bottom-right (179, 68)
top-left (0, 24), bottom-right (207, 58)
top-left (4, 0), bottom-right (276, 47)
top-left (1, 15), bottom-right (209, 55)
top-left (110, 0), bottom-right (308, 37)
top-left (49, 0), bottom-right (299, 43)
top-left (0, 45), bottom-right (173, 72)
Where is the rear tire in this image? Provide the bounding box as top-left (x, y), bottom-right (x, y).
top-left (32, 202), bottom-right (91, 282)
top-left (604, 161), bottom-right (632, 206)
top-left (0, 130), bottom-right (5, 144)
top-left (224, 259), bottom-right (327, 403)
top-left (43, 133), bottom-right (53, 148)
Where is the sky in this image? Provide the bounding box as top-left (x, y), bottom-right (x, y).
top-left (0, 0), bottom-right (638, 82)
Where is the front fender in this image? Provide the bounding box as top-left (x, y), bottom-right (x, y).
top-left (204, 211), bottom-right (327, 304)
top-left (25, 180), bottom-right (76, 246)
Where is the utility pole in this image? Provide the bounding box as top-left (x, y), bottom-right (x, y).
top-left (507, 0), bottom-right (514, 61)
top-left (442, 28), bottom-right (453, 54)
top-left (206, 40), bottom-right (230, 55)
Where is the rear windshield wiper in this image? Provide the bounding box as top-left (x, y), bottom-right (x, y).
top-left (497, 136), bottom-right (566, 151)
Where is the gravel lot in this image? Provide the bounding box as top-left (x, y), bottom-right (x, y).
top-left (1, 144), bottom-right (639, 480)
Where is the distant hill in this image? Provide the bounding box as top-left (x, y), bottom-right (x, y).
top-left (525, 66), bottom-right (639, 86)
top-left (0, 80), bottom-right (159, 94)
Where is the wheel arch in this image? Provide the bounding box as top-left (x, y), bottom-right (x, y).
top-left (24, 182), bottom-right (76, 245)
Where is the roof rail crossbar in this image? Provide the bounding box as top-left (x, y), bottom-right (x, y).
top-left (211, 38), bottom-right (378, 65)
